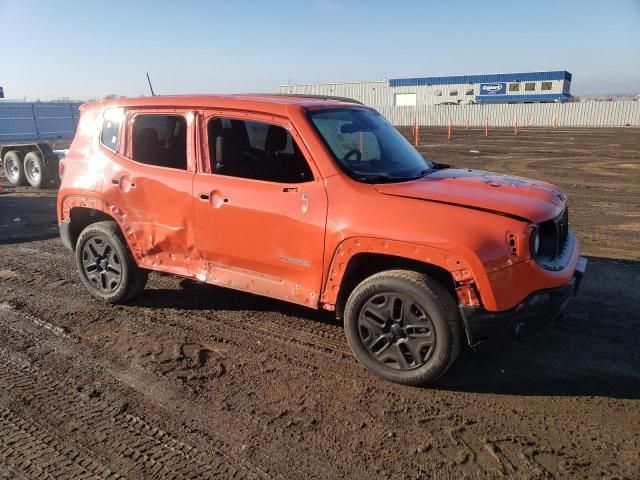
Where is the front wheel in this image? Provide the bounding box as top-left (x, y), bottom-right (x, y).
top-left (75, 221), bottom-right (148, 303)
top-left (344, 270), bottom-right (462, 385)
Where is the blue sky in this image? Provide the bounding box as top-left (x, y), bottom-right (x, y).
top-left (2, 0), bottom-right (639, 100)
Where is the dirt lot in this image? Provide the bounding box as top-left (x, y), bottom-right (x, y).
top-left (0, 127), bottom-right (638, 479)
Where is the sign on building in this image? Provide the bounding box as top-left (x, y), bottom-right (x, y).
top-left (479, 83), bottom-right (506, 95)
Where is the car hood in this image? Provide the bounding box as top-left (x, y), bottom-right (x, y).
top-left (373, 168), bottom-right (566, 223)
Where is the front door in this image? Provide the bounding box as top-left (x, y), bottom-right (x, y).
top-left (192, 112), bottom-right (327, 306)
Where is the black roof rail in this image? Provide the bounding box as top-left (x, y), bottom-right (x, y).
top-left (257, 93), bottom-right (364, 105)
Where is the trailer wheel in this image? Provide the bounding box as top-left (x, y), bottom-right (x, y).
top-left (24, 151), bottom-right (47, 189)
top-left (3, 150), bottom-right (27, 186)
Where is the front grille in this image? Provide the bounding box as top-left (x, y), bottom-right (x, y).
top-left (535, 207), bottom-right (571, 270)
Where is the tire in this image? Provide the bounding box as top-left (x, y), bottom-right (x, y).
top-left (75, 221), bottom-right (148, 303)
top-left (23, 151), bottom-right (46, 189)
top-left (344, 270), bottom-right (462, 386)
top-left (3, 150), bottom-right (27, 186)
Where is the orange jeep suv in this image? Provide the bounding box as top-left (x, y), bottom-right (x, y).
top-left (57, 95), bottom-right (586, 385)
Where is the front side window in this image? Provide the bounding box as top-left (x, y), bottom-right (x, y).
top-left (131, 114), bottom-right (187, 170)
top-left (207, 118), bottom-right (312, 183)
top-left (307, 108), bottom-right (433, 183)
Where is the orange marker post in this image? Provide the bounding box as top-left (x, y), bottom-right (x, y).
top-left (415, 125), bottom-right (420, 146)
top-left (484, 117), bottom-right (489, 137)
top-left (514, 117), bottom-right (519, 135)
top-left (447, 118), bottom-right (452, 142)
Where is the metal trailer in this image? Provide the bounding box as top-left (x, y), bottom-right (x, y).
top-left (1, 142), bottom-right (65, 189)
top-left (1, 101), bottom-right (80, 189)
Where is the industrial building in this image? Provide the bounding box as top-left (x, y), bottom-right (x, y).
top-left (280, 71), bottom-right (573, 107)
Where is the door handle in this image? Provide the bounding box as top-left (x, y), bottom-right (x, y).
top-left (111, 178), bottom-right (120, 185)
top-left (283, 187), bottom-right (298, 193)
top-left (199, 193), bottom-right (210, 201)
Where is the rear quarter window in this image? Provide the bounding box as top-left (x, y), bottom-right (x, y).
top-left (101, 108), bottom-right (124, 151)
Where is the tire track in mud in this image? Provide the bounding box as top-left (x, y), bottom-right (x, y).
top-left (0, 284), bottom-right (342, 479)
top-left (0, 362), bottom-right (257, 480)
top-left (0, 261), bottom-right (557, 479)
top-left (0, 408), bottom-right (124, 480)
top-left (1, 239), bottom-right (637, 479)
top-left (1, 259), bottom-right (355, 364)
top-left (0, 313), bottom-right (269, 480)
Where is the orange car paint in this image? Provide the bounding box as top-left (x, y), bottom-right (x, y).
top-left (57, 95), bottom-right (580, 313)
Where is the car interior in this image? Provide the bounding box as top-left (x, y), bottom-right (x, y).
top-left (132, 115), bottom-right (187, 170)
top-left (207, 118), bottom-right (313, 183)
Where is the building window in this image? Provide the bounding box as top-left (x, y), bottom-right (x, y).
top-left (465, 88), bottom-right (474, 96)
top-left (509, 83), bottom-right (520, 92)
top-left (541, 82), bottom-right (552, 91)
top-left (434, 90), bottom-right (442, 96)
top-left (449, 90), bottom-right (458, 96)
top-left (394, 93), bottom-right (417, 106)
top-left (525, 82), bottom-right (536, 91)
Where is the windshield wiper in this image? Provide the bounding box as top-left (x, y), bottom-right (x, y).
top-left (354, 173), bottom-right (403, 183)
top-left (404, 169), bottom-right (436, 181)
top-left (354, 170), bottom-right (435, 183)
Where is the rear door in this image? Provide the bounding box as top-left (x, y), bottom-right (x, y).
top-left (192, 111), bottom-right (328, 306)
top-left (101, 108), bottom-right (196, 271)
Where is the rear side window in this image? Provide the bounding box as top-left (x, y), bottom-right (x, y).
top-left (131, 114), bottom-right (187, 170)
top-left (207, 118), bottom-right (313, 183)
top-left (101, 108), bottom-right (123, 151)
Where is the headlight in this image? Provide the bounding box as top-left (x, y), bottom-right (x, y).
top-left (530, 228), bottom-right (540, 257)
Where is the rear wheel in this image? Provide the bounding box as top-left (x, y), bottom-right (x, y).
top-left (75, 221), bottom-right (148, 303)
top-left (344, 270), bottom-right (461, 385)
top-left (24, 151), bottom-right (46, 189)
top-left (3, 151), bottom-right (26, 186)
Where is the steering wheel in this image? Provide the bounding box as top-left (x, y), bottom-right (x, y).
top-left (343, 149), bottom-right (362, 162)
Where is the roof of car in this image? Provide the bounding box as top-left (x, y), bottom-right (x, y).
top-left (90, 94), bottom-right (364, 115)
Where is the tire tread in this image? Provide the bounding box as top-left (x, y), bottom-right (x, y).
top-left (344, 269), bottom-right (462, 385)
top-left (75, 221), bottom-right (148, 304)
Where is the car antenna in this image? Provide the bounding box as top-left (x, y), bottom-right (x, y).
top-left (146, 73), bottom-right (156, 96)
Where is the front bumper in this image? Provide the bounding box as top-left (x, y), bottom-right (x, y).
top-left (460, 256), bottom-right (587, 351)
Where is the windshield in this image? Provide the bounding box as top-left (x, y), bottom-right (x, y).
top-left (307, 108), bottom-right (434, 182)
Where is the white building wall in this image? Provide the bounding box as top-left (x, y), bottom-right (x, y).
top-left (376, 102), bottom-right (640, 127)
top-left (280, 79), bottom-right (569, 106)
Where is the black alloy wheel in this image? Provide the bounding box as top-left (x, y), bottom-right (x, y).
top-left (358, 292), bottom-right (436, 370)
top-left (81, 236), bottom-right (123, 293)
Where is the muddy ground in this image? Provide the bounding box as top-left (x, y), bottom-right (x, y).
top-left (0, 127), bottom-right (638, 479)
